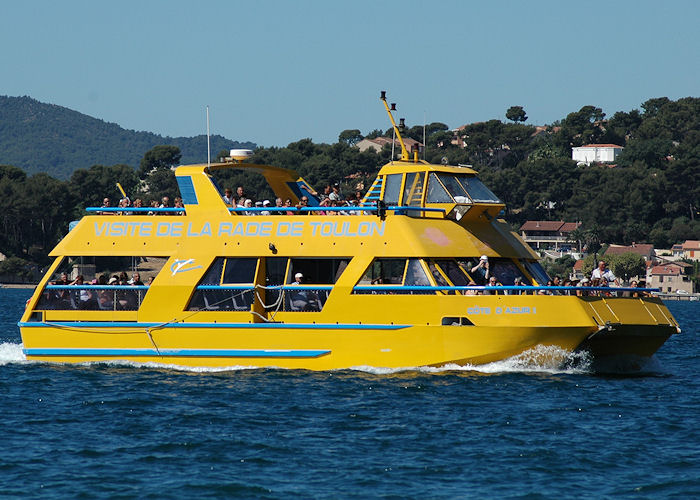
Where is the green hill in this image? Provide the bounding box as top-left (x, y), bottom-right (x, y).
top-left (0, 96), bottom-right (256, 179)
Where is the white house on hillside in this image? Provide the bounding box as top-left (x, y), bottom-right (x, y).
top-left (572, 144), bottom-right (624, 165)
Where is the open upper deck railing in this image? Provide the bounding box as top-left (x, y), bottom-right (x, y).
top-left (84, 206), bottom-right (448, 216)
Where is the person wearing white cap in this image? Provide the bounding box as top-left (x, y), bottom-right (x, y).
top-left (261, 200), bottom-right (271, 216)
top-left (289, 272), bottom-right (316, 311)
top-left (470, 255), bottom-right (490, 285)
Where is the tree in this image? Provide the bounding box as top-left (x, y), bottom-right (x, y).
top-left (139, 145), bottom-right (181, 178)
top-left (506, 106), bottom-right (528, 123)
top-left (609, 252), bottom-right (646, 284)
top-left (338, 129), bottom-right (363, 146)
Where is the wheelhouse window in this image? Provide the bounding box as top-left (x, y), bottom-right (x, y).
top-left (383, 174), bottom-right (402, 205)
top-left (35, 255), bottom-right (165, 311)
top-left (403, 172), bottom-right (424, 206)
top-left (424, 173), bottom-right (501, 204)
top-left (426, 173), bottom-right (453, 203)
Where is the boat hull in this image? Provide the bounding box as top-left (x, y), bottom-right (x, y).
top-left (20, 296), bottom-right (679, 369)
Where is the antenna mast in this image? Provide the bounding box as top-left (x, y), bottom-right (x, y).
top-left (380, 91), bottom-right (409, 161)
top-left (206, 105), bottom-right (211, 168)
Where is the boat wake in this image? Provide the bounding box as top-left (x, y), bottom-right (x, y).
top-left (0, 342), bottom-right (27, 365)
top-left (350, 345), bottom-right (594, 376)
top-left (0, 342), bottom-right (663, 376)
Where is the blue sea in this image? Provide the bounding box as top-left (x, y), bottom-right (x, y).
top-left (1, 288), bottom-right (698, 499)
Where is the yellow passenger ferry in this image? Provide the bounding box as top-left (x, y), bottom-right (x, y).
top-left (19, 93), bottom-right (680, 370)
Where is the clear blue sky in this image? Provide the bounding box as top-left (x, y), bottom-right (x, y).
top-left (2, 0), bottom-right (698, 148)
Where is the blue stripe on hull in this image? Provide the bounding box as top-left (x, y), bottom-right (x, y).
top-left (23, 348), bottom-right (331, 358)
top-left (19, 321), bottom-right (409, 330)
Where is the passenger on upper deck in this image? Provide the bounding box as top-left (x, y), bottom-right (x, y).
top-left (223, 188), bottom-right (233, 204)
top-left (329, 183), bottom-right (341, 202)
top-left (591, 260), bottom-right (620, 287)
top-left (99, 198), bottom-right (112, 215)
top-left (236, 186), bottom-right (245, 200)
top-left (296, 196), bottom-right (309, 215)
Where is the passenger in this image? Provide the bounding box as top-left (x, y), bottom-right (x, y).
top-left (576, 277), bottom-right (590, 297)
top-left (562, 278), bottom-right (573, 295)
top-left (470, 255), bottom-right (490, 285)
top-left (175, 196), bottom-right (185, 215)
top-left (71, 275), bottom-right (96, 309)
top-left (329, 183), bottom-right (341, 202)
top-left (52, 272), bottom-right (71, 306)
top-left (160, 196), bottom-right (170, 209)
top-left (296, 196), bottom-right (309, 215)
top-left (243, 198), bottom-right (255, 216)
top-left (130, 272), bottom-right (144, 286)
top-left (236, 186), bottom-right (246, 200)
top-left (118, 197), bottom-right (131, 214)
top-left (289, 272), bottom-right (319, 311)
top-left (284, 198), bottom-right (295, 215)
top-left (99, 197), bottom-right (113, 215)
top-left (254, 200), bottom-right (263, 214)
top-left (223, 188), bottom-right (234, 204)
top-left (146, 276), bottom-right (155, 286)
top-left (484, 276), bottom-right (501, 295)
top-left (274, 197), bottom-right (284, 215)
top-left (465, 280), bottom-right (478, 296)
top-left (317, 198), bottom-right (331, 215)
top-left (320, 184), bottom-right (332, 201)
top-left (551, 276), bottom-right (562, 295)
top-left (261, 200), bottom-right (272, 216)
top-left (133, 198), bottom-right (143, 212)
top-left (509, 276), bottom-right (524, 295)
top-left (591, 260), bottom-right (620, 287)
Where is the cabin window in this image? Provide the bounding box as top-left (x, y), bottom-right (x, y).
top-left (434, 259), bottom-right (470, 286)
top-left (355, 258), bottom-right (434, 294)
top-left (404, 259), bottom-right (431, 286)
top-left (426, 173), bottom-right (453, 203)
top-left (403, 172), bottom-right (424, 206)
top-left (521, 260), bottom-right (549, 286)
top-left (288, 258), bottom-right (349, 285)
top-left (457, 257), bottom-right (531, 286)
top-left (34, 255), bottom-right (165, 311)
top-left (222, 258), bottom-right (258, 284)
top-left (359, 258), bottom-right (406, 285)
top-left (187, 257), bottom-right (257, 311)
top-left (383, 174), bottom-right (402, 205)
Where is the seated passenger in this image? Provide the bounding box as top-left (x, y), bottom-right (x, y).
top-left (289, 272), bottom-right (320, 311)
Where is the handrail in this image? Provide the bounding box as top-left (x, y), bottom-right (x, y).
top-left (352, 285), bottom-right (660, 293)
top-left (45, 285), bottom-right (150, 290)
top-left (227, 206), bottom-right (447, 215)
top-left (83, 205), bottom-right (447, 216)
top-left (85, 207), bottom-right (185, 213)
top-left (196, 285), bottom-right (334, 290)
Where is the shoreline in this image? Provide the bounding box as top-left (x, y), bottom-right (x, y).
top-left (1, 284), bottom-right (36, 289)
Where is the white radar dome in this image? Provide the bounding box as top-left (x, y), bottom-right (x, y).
top-left (230, 149), bottom-right (254, 161)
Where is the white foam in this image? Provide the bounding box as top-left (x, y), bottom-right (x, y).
top-left (348, 345), bottom-right (593, 375)
top-left (0, 342), bottom-right (27, 365)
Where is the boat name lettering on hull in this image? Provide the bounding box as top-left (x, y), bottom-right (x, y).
top-left (467, 306), bottom-right (537, 315)
top-left (94, 220), bottom-right (385, 238)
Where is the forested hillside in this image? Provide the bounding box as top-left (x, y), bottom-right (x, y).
top-left (0, 95), bottom-right (698, 276)
top-left (0, 96), bottom-right (255, 179)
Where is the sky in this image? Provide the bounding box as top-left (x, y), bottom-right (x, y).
top-left (1, 0), bottom-right (698, 148)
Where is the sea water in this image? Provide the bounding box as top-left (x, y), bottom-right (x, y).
top-left (1, 288), bottom-right (698, 498)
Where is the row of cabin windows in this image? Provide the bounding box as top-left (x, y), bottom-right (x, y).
top-left (382, 172), bottom-right (501, 206)
top-left (35, 255), bottom-right (549, 312)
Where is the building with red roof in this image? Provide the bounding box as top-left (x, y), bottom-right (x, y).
top-left (519, 220), bottom-right (581, 251)
top-left (649, 262), bottom-right (693, 294)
